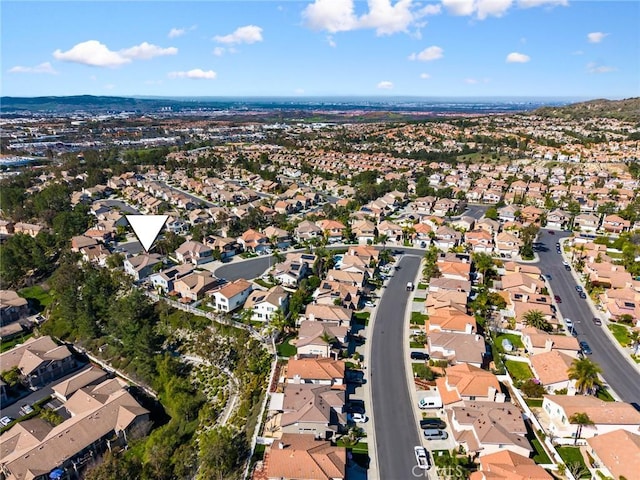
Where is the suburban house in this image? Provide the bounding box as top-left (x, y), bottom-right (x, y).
top-left (279, 384), bottom-right (345, 439)
top-left (601, 214), bottom-right (631, 234)
top-left (351, 219), bottom-right (376, 245)
top-left (586, 430), bottom-right (640, 480)
top-left (295, 320), bottom-right (349, 359)
top-left (464, 229), bottom-right (494, 254)
top-left (433, 226), bottom-right (461, 251)
top-left (541, 395), bottom-right (640, 439)
top-left (529, 350), bottom-right (576, 393)
top-left (51, 366), bottom-right (109, 402)
top-left (428, 277), bottom-right (472, 294)
top-left (314, 280), bottom-right (361, 310)
top-left (270, 260), bottom-right (309, 287)
top-left (175, 240), bottom-right (214, 265)
top-left (244, 286), bottom-right (290, 322)
top-left (469, 450), bottom-right (552, 480)
top-left (173, 271), bottom-right (221, 301)
top-left (448, 402), bottom-right (532, 458)
top-left (0, 377), bottom-right (150, 480)
top-left (304, 304), bottom-right (352, 325)
top-left (521, 327), bottom-right (581, 357)
top-left (0, 290), bottom-right (29, 325)
top-left (238, 229), bottom-right (271, 253)
top-left (325, 269), bottom-right (367, 288)
top-left (123, 253), bottom-right (163, 282)
top-left (546, 209), bottom-right (570, 230)
top-left (316, 219), bottom-right (346, 244)
top-left (149, 264), bottom-right (195, 294)
top-left (376, 220), bottom-right (403, 242)
top-left (263, 434), bottom-right (346, 480)
top-left (209, 279), bottom-right (253, 312)
top-left (427, 332), bottom-right (486, 367)
top-left (285, 358), bottom-right (345, 389)
top-left (435, 363), bottom-right (504, 407)
top-left (495, 232), bottom-right (522, 258)
top-left (427, 305), bottom-right (476, 334)
top-left (574, 213), bottom-right (601, 232)
top-left (294, 220), bottom-right (323, 243)
top-left (263, 225), bottom-right (291, 249)
top-left (0, 336), bottom-right (76, 388)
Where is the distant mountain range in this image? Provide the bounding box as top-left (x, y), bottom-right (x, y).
top-left (533, 97), bottom-right (640, 122)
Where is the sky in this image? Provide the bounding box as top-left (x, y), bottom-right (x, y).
top-left (2, 0), bottom-right (639, 98)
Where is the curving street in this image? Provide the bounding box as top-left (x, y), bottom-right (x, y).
top-left (536, 230), bottom-right (640, 404)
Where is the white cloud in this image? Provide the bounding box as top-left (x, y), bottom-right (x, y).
top-left (214, 25), bottom-right (263, 44)
top-left (327, 35), bottom-right (337, 47)
top-left (168, 68), bottom-right (217, 80)
top-left (120, 42), bottom-right (177, 60)
top-left (517, 0), bottom-right (567, 7)
top-left (302, 0), bottom-right (358, 33)
top-left (377, 80), bottom-right (394, 89)
top-left (506, 52), bottom-right (530, 63)
top-left (9, 62), bottom-right (58, 74)
top-left (408, 45), bottom-right (443, 61)
top-left (587, 32), bottom-right (608, 43)
top-left (572, 50), bottom-right (584, 55)
top-left (465, 78), bottom-right (479, 84)
top-left (420, 72), bottom-right (431, 79)
top-left (441, 0), bottom-right (476, 16)
top-left (359, 0), bottom-right (416, 35)
top-left (302, 0), bottom-right (440, 36)
top-left (213, 47), bottom-right (226, 56)
top-left (53, 40), bottom-right (176, 68)
top-left (476, 0), bottom-right (513, 19)
top-left (586, 62), bottom-right (615, 74)
top-left (168, 28), bottom-right (186, 38)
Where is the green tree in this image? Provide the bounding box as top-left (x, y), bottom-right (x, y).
top-left (484, 206), bottom-right (499, 220)
top-left (197, 426), bottom-right (246, 480)
top-left (569, 412), bottom-right (594, 445)
top-left (472, 252), bottom-right (495, 286)
top-left (85, 452), bottom-right (142, 480)
top-left (522, 310), bottom-right (552, 332)
top-left (568, 358), bottom-right (602, 395)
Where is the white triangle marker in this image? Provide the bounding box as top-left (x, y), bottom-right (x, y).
top-left (125, 215), bottom-right (169, 252)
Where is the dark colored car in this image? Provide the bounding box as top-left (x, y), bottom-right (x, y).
top-left (346, 401), bottom-right (365, 415)
top-left (420, 418), bottom-right (447, 430)
top-left (554, 295), bottom-right (562, 303)
top-left (564, 264), bottom-right (571, 271)
top-left (579, 341), bottom-right (593, 355)
top-left (579, 292), bottom-right (587, 299)
top-left (411, 351), bottom-right (430, 360)
top-left (575, 285), bottom-right (583, 292)
top-left (592, 317), bottom-right (602, 326)
top-left (548, 230), bottom-right (555, 235)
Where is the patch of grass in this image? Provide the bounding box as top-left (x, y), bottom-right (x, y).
top-left (276, 335), bottom-right (297, 357)
top-left (525, 398), bottom-right (543, 408)
top-left (411, 312), bottom-right (427, 325)
top-left (351, 442), bottom-right (368, 454)
top-left (417, 283), bottom-right (428, 290)
top-left (413, 297), bottom-right (426, 302)
top-left (412, 363), bottom-right (437, 380)
top-left (410, 341), bottom-right (425, 348)
top-left (254, 278), bottom-right (275, 289)
top-left (608, 323), bottom-right (631, 346)
top-left (505, 360), bottom-right (534, 382)
top-left (495, 333), bottom-right (524, 349)
top-left (19, 285), bottom-right (52, 312)
top-left (0, 332), bottom-right (34, 353)
top-left (354, 311), bottom-right (370, 326)
top-left (557, 447), bottom-right (590, 479)
top-left (531, 438), bottom-right (551, 464)
top-left (596, 387), bottom-right (615, 402)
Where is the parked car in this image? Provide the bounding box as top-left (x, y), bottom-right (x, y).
top-left (564, 318), bottom-right (574, 329)
top-left (20, 404), bottom-right (34, 415)
top-left (347, 412), bottom-right (368, 423)
top-left (564, 264), bottom-right (571, 271)
top-left (0, 416), bottom-right (14, 427)
top-left (580, 341), bottom-right (593, 355)
top-left (592, 317), bottom-right (602, 326)
top-left (364, 301), bottom-right (376, 308)
top-left (423, 429), bottom-right (448, 440)
top-left (548, 230), bottom-right (555, 235)
top-left (414, 446), bottom-right (431, 470)
top-left (554, 295), bottom-right (562, 303)
top-left (420, 418), bottom-right (446, 430)
top-left (575, 285), bottom-right (583, 292)
top-left (411, 351), bottom-right (430, 360)
top-left (345, 401), bottom-right (365, 415)
top-left (579, 291), bottom-right (587, 299)
top-left (544, 274), bottom-right (552, 281)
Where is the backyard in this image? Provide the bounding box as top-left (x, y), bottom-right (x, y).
top-left (504, 360), bottom-right (534, 382)
top-left (276, 335), bottom-right (297, 357)
top-left (557, 446), bottom-right (591, 479)
top-left (19, 285), bottom-right (53, 312)
top-left (608, 323), bottom-right (631, 347)
top-left (411, 312), bottom-right (427, 325)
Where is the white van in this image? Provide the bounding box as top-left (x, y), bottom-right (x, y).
top-left (418, 396), bottom-right (443, 409)
top-left (423, 429), bottom-right (448, 440)
top-left (407, 281), bottom-right (414, 291)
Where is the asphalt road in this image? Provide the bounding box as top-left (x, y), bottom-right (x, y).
top-left (463, 204), bottom-right (489, 220)
top-left (98, 199), bottom-right (140, 214)
top-left (370, 254), bottom-right (423, 480)
top-left (214, 256), bottom-right (274, 281)
top-left (536, 230), bottom-right (640, 405)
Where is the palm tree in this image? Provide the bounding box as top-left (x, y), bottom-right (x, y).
top-left (472, 252), bottom-right (495, 286)
top-left (522, 310), bottom-right (552, 332)
top-left (628, 330), bottom-right (640, 355)
top-left (568, 357), bottom-right (602, 395)
top-left (569, 412), bottom-right (594, 445)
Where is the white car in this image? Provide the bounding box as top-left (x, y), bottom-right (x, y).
top-left (348, 413), bottom-right (368, 423)
top-left (364, 301), bottom-right (376, 308)
top-left (414, 446), bottom-right (431, 469)
top-left (564, 318), bottom-right (574, 329)
top-left (0, 416), bottom-right (14, 427)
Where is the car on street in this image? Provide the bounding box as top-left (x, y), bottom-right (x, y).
top-left (420, 418), bottom-right (447, 430)
top-left (20, 404), bottom-right (34, 415)
top-left (580, 341), bottom-right (593, 355)
top-left (544, 274), bottom-right (552, 280)
top-left (575, 285), bottom-right (583, 292)
top-left (564, 264), bottom-right (571, 271)
top-left (347, 412), bottom-right (368, 423)
top-left (548, 230), bottom-right (555, 235)
top-left (579, 292), bottom-right (587, 299)
top-left (554, 295), bottom-right (562, 303)
top-left (410, 351), bottom-right (430, 360)
top-left (364, 301), bottom-right (376, 308)
top-left (0, 416), bottom-right (14, 427)
top-left (592, 317), bottom-right (602, 326)
top-left (414, 446), bottom-right (431, 470)
top-left (564, 318), bottom-right (574, 329)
